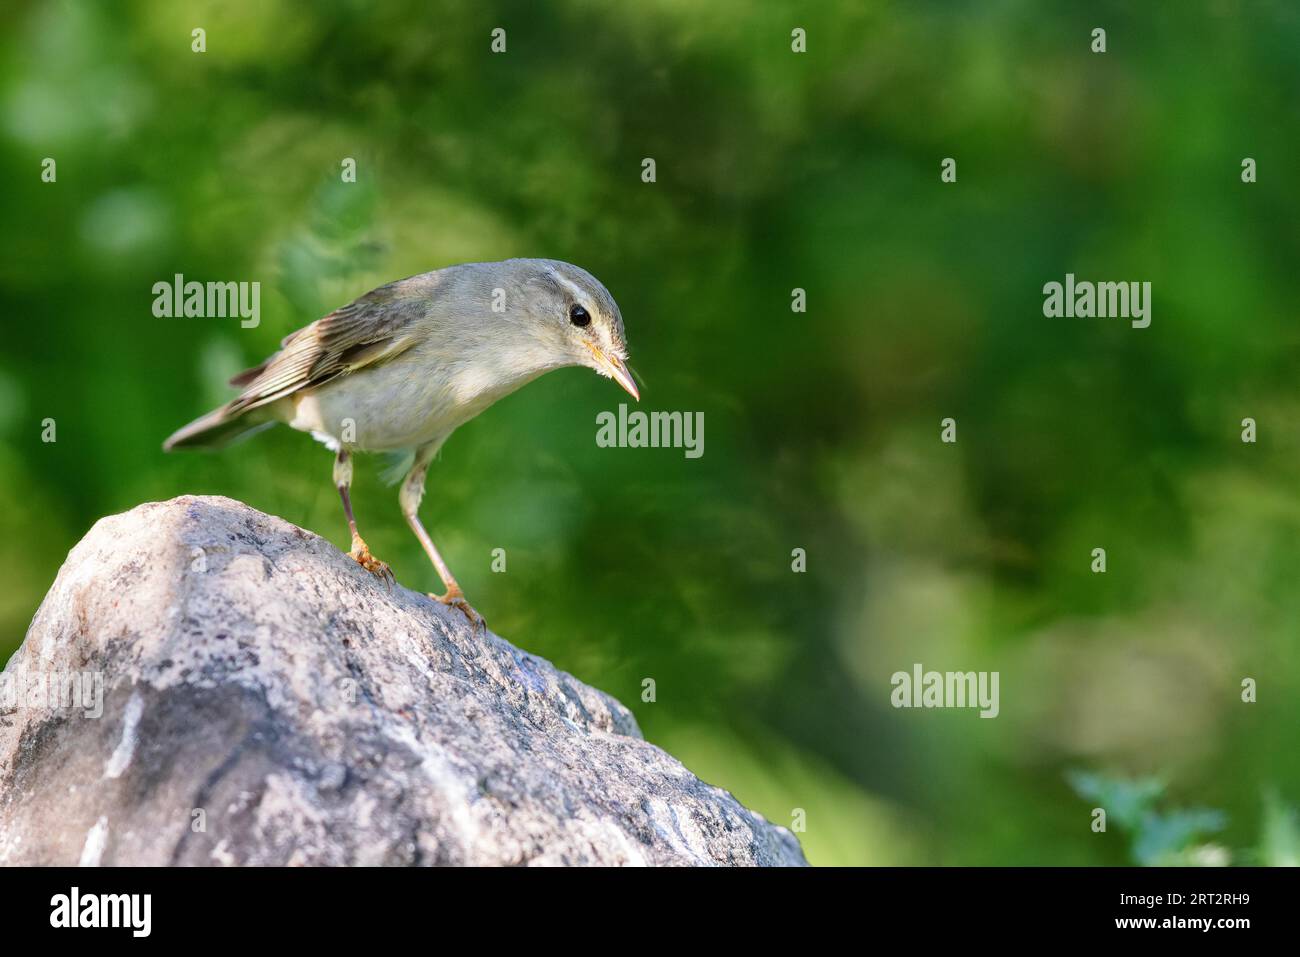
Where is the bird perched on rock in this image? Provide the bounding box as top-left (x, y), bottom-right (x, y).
top-left (164, 258), bottom-right (639, 627)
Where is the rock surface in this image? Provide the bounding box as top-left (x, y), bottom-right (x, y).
top-left (0, 496), bottom-right (806, 866)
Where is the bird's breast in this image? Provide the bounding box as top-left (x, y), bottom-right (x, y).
top-left (286, 348), bottom-right (546, 452)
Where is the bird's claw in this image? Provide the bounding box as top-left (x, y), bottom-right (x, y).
top-left (428, 588), bottom-right (485, 635)
top-left (350, 542), bottom-right (395, 589)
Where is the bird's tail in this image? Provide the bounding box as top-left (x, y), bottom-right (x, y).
top-left (163, 404), bottom-right (274, 451)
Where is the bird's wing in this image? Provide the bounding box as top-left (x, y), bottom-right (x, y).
top-left (226, 283), bottom-right (424, 414)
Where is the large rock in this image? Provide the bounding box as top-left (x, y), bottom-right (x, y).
top-left (0, 496), bottom-right (805, 866)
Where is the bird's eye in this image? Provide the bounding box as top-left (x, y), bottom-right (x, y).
top-left (569, 304), bottom-right (591, 327)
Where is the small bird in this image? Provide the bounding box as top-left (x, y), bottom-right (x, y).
top-left (164, 258), bottom-right (639, 626)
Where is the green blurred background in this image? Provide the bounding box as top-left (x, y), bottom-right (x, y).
top-left (2, 0), bottom-right (1298, 865)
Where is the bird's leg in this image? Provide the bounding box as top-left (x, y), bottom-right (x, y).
top-left (335, 450), bottom-right (394, 587)
top-left (400, 446), bottom-right (485, 633)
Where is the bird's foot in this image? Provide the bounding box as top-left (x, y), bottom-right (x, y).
top-left (349, 539), bottom-right (394, 588)
top-left (428, 587), bottom-right (485, 635)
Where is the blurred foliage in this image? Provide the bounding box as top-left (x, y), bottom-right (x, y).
top-left (1068, 771), bottom-right (1228, 865)
top-left (1, 0), bottom-right (1298, 865)
top-left (1069, 772), bottom-right (1300, 867)
top-left (1258, 791), bottom-right (1300, 867)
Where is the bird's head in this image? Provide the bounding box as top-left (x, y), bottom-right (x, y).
top-left (516, 259), bottom-right (639, 401)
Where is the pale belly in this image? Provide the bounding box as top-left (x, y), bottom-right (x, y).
top-left (280, 353), bottom-right (541, 453)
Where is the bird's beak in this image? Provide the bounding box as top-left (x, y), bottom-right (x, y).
top-left (586, 342), bottom-right (640, 401)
